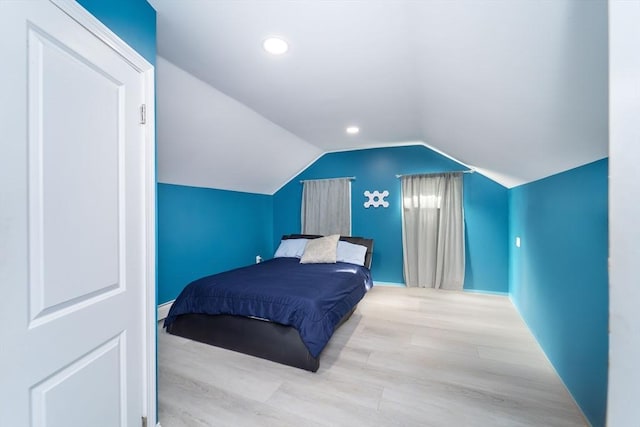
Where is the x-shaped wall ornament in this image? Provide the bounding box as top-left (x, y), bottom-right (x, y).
top-left (364, 190), bottom-right (389, 208)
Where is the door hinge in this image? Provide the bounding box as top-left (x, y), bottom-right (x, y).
top-left (140, 104), bottom-right (146, 125)
top-left (141, 416), bottom-right (147, 427)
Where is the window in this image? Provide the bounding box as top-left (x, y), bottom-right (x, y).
top-left (301, 178), bottom-right (352, 235)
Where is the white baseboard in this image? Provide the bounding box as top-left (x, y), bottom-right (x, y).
top-left (464, 289), bottom-right (509, 296)
top-left (157, 300), bottom-right (174, 321)
top-left (374, 281), bottom-right (406, 287)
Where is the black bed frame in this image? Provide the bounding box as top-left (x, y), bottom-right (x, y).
top-left (165, 234), bottom-right (374, 372)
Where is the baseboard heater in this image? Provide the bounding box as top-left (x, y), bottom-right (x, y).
top-left (157, 300), bottom-right (174, 321)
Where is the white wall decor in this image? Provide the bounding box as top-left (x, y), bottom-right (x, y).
top-left (364, 190), bottom-right (389, 208)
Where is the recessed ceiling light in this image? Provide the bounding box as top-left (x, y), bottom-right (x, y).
top-left (263, 37), bottom-right (288, 55)
top-left (346, 126), bottom-right (360, 135)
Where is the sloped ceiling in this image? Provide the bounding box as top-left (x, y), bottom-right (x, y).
top-left (150, 0), bottom-right (608, 193)
top-left (157, 57), bottom-right (321, 194)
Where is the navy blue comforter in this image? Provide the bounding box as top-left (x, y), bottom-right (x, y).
top-left (164, 257), bottom-right (373, 357)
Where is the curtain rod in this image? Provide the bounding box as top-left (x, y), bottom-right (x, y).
top-left (395, 170), bottom-right (474, 178)
top-left (299, 176), bottom-right (355, 183)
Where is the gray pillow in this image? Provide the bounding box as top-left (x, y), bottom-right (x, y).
top-left (300, 234), bottom-right (340, 264)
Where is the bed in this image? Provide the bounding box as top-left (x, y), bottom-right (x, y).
top-left (164, 234), bottom-right (374, 372)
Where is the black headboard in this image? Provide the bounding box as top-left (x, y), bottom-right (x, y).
top-left (282, 234), bottom-right (374, 269)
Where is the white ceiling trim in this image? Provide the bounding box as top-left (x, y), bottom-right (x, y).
top-left (271, 140), bottom-right (487, 195)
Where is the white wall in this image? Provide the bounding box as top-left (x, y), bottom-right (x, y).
top-left (608, 1), bottom-right (640, 423)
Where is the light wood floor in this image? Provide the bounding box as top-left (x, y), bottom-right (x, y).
top-left (158, 287), bottom-right (587, 426)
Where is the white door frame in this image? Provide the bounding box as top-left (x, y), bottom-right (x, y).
top-left (49, 0), bottom-right (157, 425)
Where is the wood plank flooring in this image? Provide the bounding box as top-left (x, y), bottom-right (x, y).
top-left (158, 287), bottom-right (587, 426)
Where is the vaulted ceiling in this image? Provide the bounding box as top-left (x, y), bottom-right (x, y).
top-left (149, 0), bottom-right (607, 194)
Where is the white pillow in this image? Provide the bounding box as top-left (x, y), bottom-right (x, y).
top-left (300, 234), bottom-right (340, 264)
top-left (273, 238), bottom-right (308, 258)
top-left (336, 241), bottom-right (368, 266)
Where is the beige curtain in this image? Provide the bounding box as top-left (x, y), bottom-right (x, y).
top-left (301, 178), bottom-right (351, 235)
top-left (401, 172), bottom-right (465, 289)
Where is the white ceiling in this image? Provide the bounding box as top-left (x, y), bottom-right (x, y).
top-left (156, 57), bottom-right (321, 194)
top-left (150, 0), bottom-right (608, 192)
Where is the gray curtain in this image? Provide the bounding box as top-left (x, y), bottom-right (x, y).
top-left (301, 178), bottom-right (351, 235)
top-left (401, 172), bottom-right (465, 289)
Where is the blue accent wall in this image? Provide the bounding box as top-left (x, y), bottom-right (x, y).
top-left (509, 159), bottom-right (608, 427)
top-left (157, 184), bottom-right (274, 304)
top-left (273, 145), bottom-right (509, 292)
top-left (77, 0), bottom-right (156, 65)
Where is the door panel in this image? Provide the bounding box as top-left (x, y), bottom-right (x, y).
top-left (28, 24), bottom-right (123, 324)
top-left (30, 334), bottom-right (125, 427)
top-left (0, 1), bottom-right (148, 426)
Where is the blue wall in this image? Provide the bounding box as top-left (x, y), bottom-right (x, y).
top-left (157, 184), bottom-right (274, 304)
top-left (509, 159), bottom-right (608, 427)
top-left (77, 0), bottom-right (156, 65)
top-left (273, 145), bottom-right (509, 292)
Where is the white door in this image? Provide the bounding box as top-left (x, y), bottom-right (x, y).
top-left (1, 1), bottom-right (148, 426)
